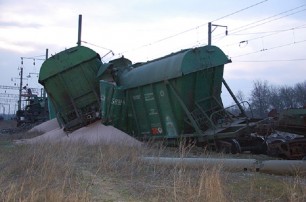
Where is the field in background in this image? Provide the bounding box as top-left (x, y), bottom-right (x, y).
top-left (0, 124), bottom-right (306, 201)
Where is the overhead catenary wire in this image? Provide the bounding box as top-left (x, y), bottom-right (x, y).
top-left (231, 38), bottom-right (306, 58)
top-left (212, 4), bottom-right (306, 41)
top-left (234, 58), bottom-right (306, 62)
top-left (226, 4), bottom-right (305, 34)
top-left (211, 0), bottom-right (269, 23)
top-left (228, 24), bottom-right (306, 36)
top-left (187, 22), bottom-right (306, 53)
top-left (120, 4), bottom-right (306, 62)
top-left (31, 54), bottom-right (46, 58)
top-left (231, 6), bottom-right (306, 34)
top-left (81, 40), bottom-right (113, 51)
top-left (21, 52), bottom-right (46, 60)
top-left (221, 24), bottom-right (306, 48)
top-left (21, 57), bottom-right (45, 61)
top-left (106, 0), bottom-right (306, 60)
top-left (105, 1), bottom-right (306, 62)
top-left (128, 1), bottom-right (305, 54)
top-left (118, 0), bottom-right (269, 55)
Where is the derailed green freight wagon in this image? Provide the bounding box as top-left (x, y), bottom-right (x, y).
top-left (39, 46), bottom-right (103, 131)
top-left (101, 45), bottom-right (264, 151)
top-left (121, 45), bottom-right (228, 138)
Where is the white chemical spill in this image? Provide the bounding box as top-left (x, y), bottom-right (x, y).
top-left (16, 120), bottom-right (142, 147)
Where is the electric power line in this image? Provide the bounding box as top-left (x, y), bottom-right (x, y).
top-left (212, 4), bottom-right (306, 40)
top-left (220, 24), bottom-right (306, 48)
top-left (81, 40), bottom-right (113, 51)
top-left (0, 85), bottom-right (41, 92)
top-left (210, 4), bottom-right (306, 44)
top-left (116, 1), bottom-right (306, 60)
top-left (234, 58), bottom-right (306, 62)
top-left (230, 7), bottom-right (306, 35)
top-left (229, 24), bottom-right (306, 36)
top-left (231, 38), bottom-right (306, 58)
top-left (0, 93), bottom-right (19, 98)
top-left (0, 98), bottom-right (18, 103)
top-left (188, 4), bottom-right (306, 48)
top-left (211, 0), bottom-right (269, 23)
top-left (118, 0), bottom-right (269, 55)
top-left (31, 54), bottom-right (46, 58)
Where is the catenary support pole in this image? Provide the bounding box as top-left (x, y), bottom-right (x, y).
top-left (77, 14), bottom-right (82, 46)
top-left (208, 22), bottom-right (212, 46)
top-left (18, 66), bottom-right (23, 111)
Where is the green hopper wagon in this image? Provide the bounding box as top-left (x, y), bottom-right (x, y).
top-left (39, 46), bottom-right (103, 131)
top-left (100, 45), bottom-right (266, 153)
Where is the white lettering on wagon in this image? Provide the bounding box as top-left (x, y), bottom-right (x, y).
top-left (144, 93), bottom-right (154, 101)
top-left (111, 98), bottom-right (123, 105)
top-left (149, 109), bottom-right (158, 116)
top-left (132, 95), bottom-right (141, 100)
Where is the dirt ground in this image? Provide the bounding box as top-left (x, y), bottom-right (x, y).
top-left (0, 120), bottom-right (16, 130)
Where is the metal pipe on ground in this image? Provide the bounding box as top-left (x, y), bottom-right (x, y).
top-left (140, 157), bottom-right (306, 175)
top-left (259, 160), bottom-right (306, 175)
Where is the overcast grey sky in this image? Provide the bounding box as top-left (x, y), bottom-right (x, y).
top-left (0, 0), bottom-right (306, 110)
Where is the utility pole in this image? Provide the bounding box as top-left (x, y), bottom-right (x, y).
top-left (18, 66), bottom-right (23, 111)
top-left (208, 22), bottom-right (228, 46)
top-left (46, 48), bottom-right (48, 60)
top-left (208, 22), bottom-right (212, 46)
top-left (77, 14), bottom-right (82, 46)
top-left (43, 48), bottom-right (48, 99)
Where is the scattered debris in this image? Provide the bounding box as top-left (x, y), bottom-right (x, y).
top-left (266, 131), bottom-right (306, 159)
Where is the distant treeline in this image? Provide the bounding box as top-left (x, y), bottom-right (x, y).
top-left (235, 80), bottom-right (306, 118)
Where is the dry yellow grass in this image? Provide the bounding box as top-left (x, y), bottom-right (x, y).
top-left (0, 135), bottom-right (305, 202)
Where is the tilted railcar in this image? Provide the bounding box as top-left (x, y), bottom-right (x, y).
top-left (39, 46), bottom-right (103, 131)
top-left (100, 45), bottom-right (266, 153)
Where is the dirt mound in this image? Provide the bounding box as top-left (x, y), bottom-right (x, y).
top-left (29, 119), bottom-right (60, 133)
top-left (16, 120), bottom-right (142, 147)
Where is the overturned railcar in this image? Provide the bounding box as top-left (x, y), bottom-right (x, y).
top-left (39, 46), bottom-right (103, 131)
top-left (101, 46), bottom-right (266, 153)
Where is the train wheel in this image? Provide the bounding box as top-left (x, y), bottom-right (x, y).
top-left (216, 139), bottom-right (241, 154)
top-left (252, 136), bottom-right (268, 154)
top-left (230, 139), bottom-right (242, 154)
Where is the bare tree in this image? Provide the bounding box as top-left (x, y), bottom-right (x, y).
top-left (279, 85), bottom-right (296, 109)
top-left (250, 80), bottom-right (271, 118)
top-left (294, 81), bottom-right (306, 107)
top-left (246, 80), bottom-right (306, 117)
top-left (235, 90), bottom-right (245, 102)
top-left (269, 85), bottom-right (282, 111)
